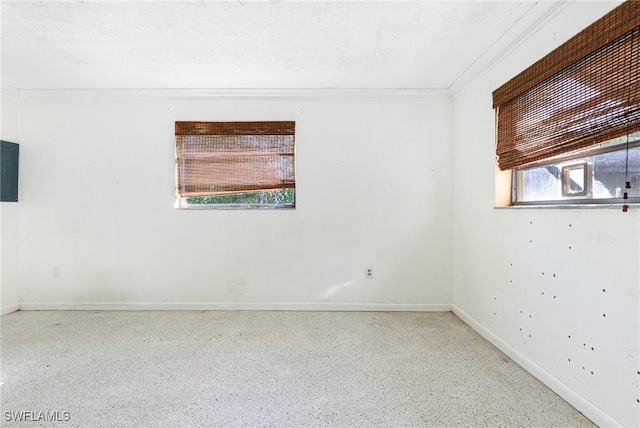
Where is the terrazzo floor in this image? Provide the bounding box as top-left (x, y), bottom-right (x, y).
top-left (1, 311), bottom-right (595, 427)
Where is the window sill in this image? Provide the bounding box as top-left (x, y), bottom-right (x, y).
top-left (495, 204), bottom-right (639, 210)
top-left (177, 204), bottom-right (295, 210)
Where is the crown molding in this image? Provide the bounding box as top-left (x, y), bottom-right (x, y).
top-left (1, 84), bottom-right (19, 99)
top-left (16, 87), bottom-right (452, 101)
top-left (449, 1), bottom-right (568, 94)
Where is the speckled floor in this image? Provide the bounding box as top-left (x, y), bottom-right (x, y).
top-left (1, 311), bottom-right (594, 428)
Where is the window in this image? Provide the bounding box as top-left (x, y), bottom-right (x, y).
top-left (175, 121), bottom-right (295, 209)
top-left (561, 163), bottom-right (589, 198)
top-left (493, 1), bottom-right (639, 206)
top-left (513, 134), bottom-right (640, 205)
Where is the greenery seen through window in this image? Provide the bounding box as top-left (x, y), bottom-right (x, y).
top-left (185, 188), bottom-right (294, 206)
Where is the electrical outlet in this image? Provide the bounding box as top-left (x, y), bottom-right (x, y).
top-left (366, 267), bottom-right (373, 279)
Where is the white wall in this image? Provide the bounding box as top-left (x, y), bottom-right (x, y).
top-left (16, 97), bottom-right (453, 308)
top-left (1, 93), bottom-right (20, 314)
top-left (452, 2), bottom-right (639, 427)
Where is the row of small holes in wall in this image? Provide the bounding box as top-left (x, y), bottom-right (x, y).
top-left (536, 221), bottom-right (640, 403)
top-left (567, 335), bottom-right (597, 375)
top-left (497, 221), bottom-right (625, 391)
top-left (527, 221), bottom-right (574, 250)
top-left (512, 220), bottom-right (608, 316)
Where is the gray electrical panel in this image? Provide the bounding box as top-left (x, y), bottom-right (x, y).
top-left (1, 141), bottom-right (19, 202)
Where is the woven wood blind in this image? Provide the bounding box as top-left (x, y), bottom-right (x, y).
top-left (493, 1), bottom-right (640, 170)
top-left (175, 121), bottom-right (295, 197)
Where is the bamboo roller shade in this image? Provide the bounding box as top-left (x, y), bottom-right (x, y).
top-left (493, 1), bottom-right (640, 170)
top-left (175, 121), bottom-right (295, 197)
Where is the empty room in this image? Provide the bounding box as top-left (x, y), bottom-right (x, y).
top-left (1, 0), bottom-right (638, 427)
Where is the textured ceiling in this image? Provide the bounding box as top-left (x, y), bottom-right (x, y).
top-left (1, 1), bottom-right (561, 91)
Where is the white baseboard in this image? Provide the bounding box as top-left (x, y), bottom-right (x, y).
top-left (1, 303), bottom-right (20, 316)
top-left (18, 301), bottom-right (452, 312)
top-left (451, 305), bottom-right (622, 428)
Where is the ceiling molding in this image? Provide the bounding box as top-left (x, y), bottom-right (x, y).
top-left (3, 2), bottom-right (569, 95)
top-left (449, 1), bottom-right (569, 94)
top-left (16, 88), bottom-right (453, 101)
top-left (1, 84), bottom-right (19, 99)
